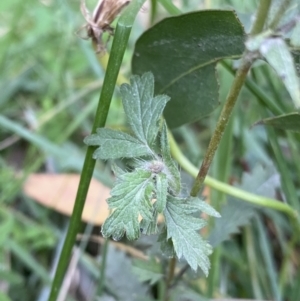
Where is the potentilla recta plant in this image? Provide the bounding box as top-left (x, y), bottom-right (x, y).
top-left (84, 72), bottom-right (221, 274)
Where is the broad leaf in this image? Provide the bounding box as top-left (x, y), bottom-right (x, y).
top-left (120, 72), bottom-right (170, 145)
top-left (101, 169), bottom-right (153, 240)
top-left (164, 196), bottom-right (220, 274)
top-left (85, 128), bottom-right (153, 159)
top-left (254, 112), bottom-right (300, 132)
top-left (259, 38), bottom-right (300, 108)
top-left (160, 121), bottom-right (181, 194)
top-left (132, 11), bottom-right (245, 127)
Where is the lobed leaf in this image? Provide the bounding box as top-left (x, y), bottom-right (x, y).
top-left (101, 169), bottom-right (153, 240)
top-left (120, 72), bottom-right (170, 145)
top-left (84, 128), bottom-right (153, 159)
top-left (164, 196), bottom-right (218, 274)
top-left (140, 208), bottom-right (158, 235)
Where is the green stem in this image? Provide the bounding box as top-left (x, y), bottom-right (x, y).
top-left (95, 238), bottom-right (109, 298)
top-left (165, 257), bottom-right (176, 291)
top-left (47, 1), bottom-right (145, 300)
top-left (250, 0), bottom-right (272, 35)
top-left (158, 278), bottom-right (167, 301)
top-left (158, 0), bottom-right (181, 15)
top-left (189, 0), bottom-right (273, 197)
top-left (150, 0), bottom-right (158, 24)
top-left (221, 61), bottom-right (283, 115)
top-left (190, 54), bottom-right (254, 196)
top-left (168, 131), bottom-right (298, 219)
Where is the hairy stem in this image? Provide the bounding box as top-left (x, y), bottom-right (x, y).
top-left (190, 54), bottom-right (253, 196)
top-left (189, 0), bottom-right (272, 197)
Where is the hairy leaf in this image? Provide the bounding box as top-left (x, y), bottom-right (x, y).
top-left (160, 121), bottom-right (181, 194)
top-left (85, 128), bottom-right (153, 159)
top-left (164, 196), bottom-right (219, 274)
top-left (140, 208), bottom-right (158, 235)
top-left (120, 72), bottom-right (170, 145)
top-left (157, 227), bottom-right (175, 257)
top-left (101, 169), bottom-right (153, 240)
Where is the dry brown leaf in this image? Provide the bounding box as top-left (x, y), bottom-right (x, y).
top-left (23, 173), bottom-right (110, 225)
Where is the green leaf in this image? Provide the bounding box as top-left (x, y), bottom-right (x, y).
top-left (157, 227), bottom-right (175, 257)
top-left (140, 208), bottom-right (158, 235)
top-left (164, 196), bottom-right (219, 274)
top-left (160, 121), bottom-right (181, 194)
top-left (101, 169), bottom-right (153, 240)
top-left (132, 257), bottom-right (163, 285)
top-left (260, 38), bottom-right (300, 108)
top-left (120, 72), bottom-right (170, 145)
top-left (254, 112), bottom-right (300, 132)
top-left (155, 172), bottom-right (168, 212)
top-left (84, 128), bottom-right (153, 159)
top-left (132, 11), bottom-right (245, 127)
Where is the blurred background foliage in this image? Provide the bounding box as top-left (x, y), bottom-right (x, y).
top-left (0, 0), bottom-right (300, 301)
